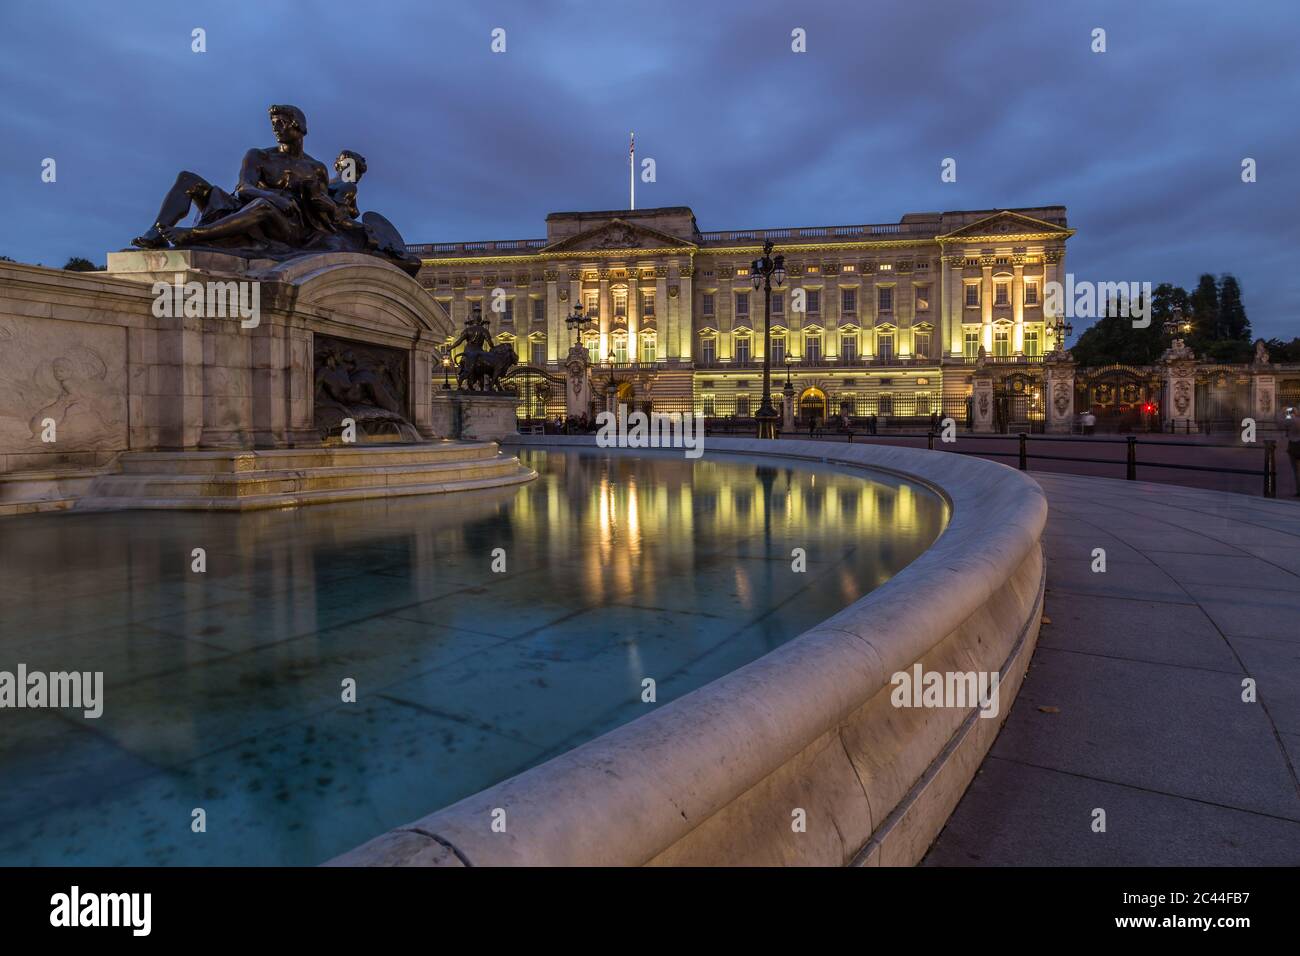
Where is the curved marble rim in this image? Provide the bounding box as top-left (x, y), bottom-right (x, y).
top-left (330, 436), bottom-right (1048, 867)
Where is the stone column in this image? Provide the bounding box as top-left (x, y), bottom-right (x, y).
top-left (1012, 259), bottom-right (1025, 355)
top-left (945, 254), bottom-right (964, 358)
top-left (411, 346), bottom-right (436, 439)
top-left (1044, 355), bottom-right (1076, 434)
top-left (782, 379), bottom-right (796, 434)
top-left (972, 369), bottom-right (996, 433)
top-left (250, 323), bottom-right (291, 448)
top-left (627, 271), bottom-right (639, 365)
top-left (1043, 250), bottom-right (1062, 327)
top-left (545, 268), bottom-right (560, 364)
top-left (1162, 341), bottom-right (1198, 433)
top-left (980, 258), bottom-right (994, 353)
top-left (1251, 364), bottom-right (1278, 430)
top-left (655, 267), bottom-right (669, 363)
top-left (677, 264), bottom-right (693, 362)
top-left (564, 347), bottom-right (592, 418)
top-left (598, 270), bottom-right (611, 361)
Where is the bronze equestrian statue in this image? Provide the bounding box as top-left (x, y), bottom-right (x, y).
top-left (448, 310), bottom-right (518, 391)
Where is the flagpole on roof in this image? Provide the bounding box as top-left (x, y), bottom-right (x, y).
top-left (629, 132), bottom-right (635, 211)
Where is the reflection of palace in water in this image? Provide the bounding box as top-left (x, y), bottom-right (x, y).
top-left (409, 205), bottom-right (1074, 428)
top-left (506, 450), bottom-right (948, 611)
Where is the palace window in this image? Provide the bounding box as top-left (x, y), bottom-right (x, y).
top-left (584, 332), bottom-right (600, 365)
top-left (840, 333), bottom-right (858, 362)
top-left (804, 333), bottom-right (822, 363)
top-left (878, 287), bottom-right (893, 312)
top-left (736, 267), bottom-right (750, 277)
top-left (585, 290), bottom-right (599, 317)
top-left (842, 263), bottom-right (856, 273)
top-left (995, 283), bottom-right (1009, 307)
top-left (914, 330), bottom-right (932, 360)
top-left (613, 333), bottom-right (629, 365)
top-left (702, 293), bottom-right (715, 317)
top-left (771, 291), bottom-right (784, 314)
top-left (964, 330), bottom-right (980, 359)
top-left (915, 285), bottom-right (930, 311)
top-left (642, 292), bottom-right (655, 316)
top-left (1024, 281), bottom-right (1039, 306)
top-left (735, 292), bottom-right (749, 317)
top-left (700, 336), bottom-right (716, 366)
top-left (771, 336), bottom-right (786, 365)
top-left (532, 297), bottom-right (544, 322)
top-left (531, 340), bottom-right (546, 367)
top-left (502, 298), bottom-right (514, 323)
top-left (841, 288), bottom-right (857, 314)
top-left (806, 265), bottom-right (820, 274)
top-left (965, 284), bottom-right (980, 308)
top-left (641, 333), bottom-right (657, 364)
top-left (994, 327), bottom-right (1010, 357)
top-left (877, 331), bottom-right (894, 361)
top-left (806, 289), bottom-right (821, 314)
top-left (1025, 330), bottom-right (1040, 357)
top-left (734, 335), bottom-right (751, 364)
top-left (613, 290), bottom-right (627, 317)
top-left (878, 263), bottom-right (893, 272)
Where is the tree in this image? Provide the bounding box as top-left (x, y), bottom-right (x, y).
top-left (1217, 274), bottom-right (1250, 341)
top-left (1069, 282), bottom-right (1179, 366)
top-left (1264, 338), bottom-right (1300, 362)
top-left (62, 256), bottom-right (98, 272)
top-left (1189, 273), bottom-right (1220, 342)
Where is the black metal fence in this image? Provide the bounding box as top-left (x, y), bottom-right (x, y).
top-left (803, 430), bottom-right (1281, 498)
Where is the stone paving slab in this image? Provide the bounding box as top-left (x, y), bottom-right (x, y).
top-left (926, 472), bottom-right (1300, 866)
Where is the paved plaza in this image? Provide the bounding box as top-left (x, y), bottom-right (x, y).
top-left (926, 471), bottom-right (1300, 865)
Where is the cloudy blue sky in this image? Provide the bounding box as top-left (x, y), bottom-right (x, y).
top-left (2, 0), bottom-right (1298, 340)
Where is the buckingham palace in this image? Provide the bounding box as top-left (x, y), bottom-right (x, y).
top-left (408, 204), bottom-right (1074, 428)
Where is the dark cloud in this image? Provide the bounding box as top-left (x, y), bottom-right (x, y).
top-left (2, 0), bottom-right (1296, 339)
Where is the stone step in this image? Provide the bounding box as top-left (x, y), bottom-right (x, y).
top-left (89, 457), bottom-right (526, 499)
top-left (76, 442), bottom-right (536, 511)
top-left (0, 467), bottom-right (110, 515)
top-left (116, 442), bottom-right (500, 475)
top-left (77, 466), bottom-right (535, 512)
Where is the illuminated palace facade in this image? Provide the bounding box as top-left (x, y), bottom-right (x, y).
top-left (409, 205), bottom-right (1073, 423)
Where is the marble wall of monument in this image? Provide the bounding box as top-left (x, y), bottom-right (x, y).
top-left (0, 251), bottom-right (452, 481)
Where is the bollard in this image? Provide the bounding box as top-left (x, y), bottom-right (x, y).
top-left (1264, 439), bottom-right (1277, 498)
top-left (927, 430), bottom-right (935, 451)
top-left (1126, 436), bottom-right (1137, 480)
top-left (1018, 433), bottom-right (1028, 471)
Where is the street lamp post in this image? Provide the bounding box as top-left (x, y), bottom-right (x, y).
top-left (441, 352), bottom-right (452, 390)
top-left (782, 354), bottom-right (795, 430)
top-left (1163, 304), bottom-right (1192, 343)
top-left (751, 239), bottom-right (786, 438)
top-left (1047, 314), bottom-right (1074, 356)
top-left (565, 302), bottom-right (590, 350)
top-left (605, 350), bottom-right (619, 415)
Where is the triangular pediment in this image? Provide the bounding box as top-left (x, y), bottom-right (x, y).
top-left (938, 210), bottom-right (1072, 241)
top-left (542, 218), bottom-right (698, 253)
